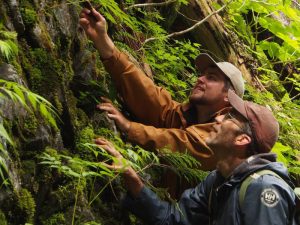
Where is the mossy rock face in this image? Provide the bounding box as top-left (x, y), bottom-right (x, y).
top-left (75, 125), bottom-right (95, 160)
top-left (42, 212), bottom-right (66, 225)
top-left (0, 188), bottom-right (35, 224)
top-left (28, 48), bottom-right (65, 94)
top-left (0, 210), bottom-right (8, 225)
top-left (20, 160), bottom-right (39, 193)
top-left (83, 222), bottom-right (102, 225)
top-left (23, 112), bottom-right (39, 135)
top-left (17, 188), bottom-right (36, 223)
top-left (20, 8), bottom-right (37, 27)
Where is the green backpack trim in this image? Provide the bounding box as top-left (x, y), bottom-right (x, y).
top-left (209, 169), bottom-right (298, 225)
top-left (239, 169), bottom-right (286, 208)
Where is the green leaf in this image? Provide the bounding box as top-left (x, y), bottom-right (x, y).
top-left (0, 40), bottom-right (17, 60)
top-left (271, 142), bottom-right (290, 165)
top-left (0, 123), bottom-right (14, 146)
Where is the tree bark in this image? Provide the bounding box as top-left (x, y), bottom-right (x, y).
top-left (170, 0), bottom-right (263, 88)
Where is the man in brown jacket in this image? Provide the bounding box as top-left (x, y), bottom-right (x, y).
top-left (79, 7), bottom-right (245, 189)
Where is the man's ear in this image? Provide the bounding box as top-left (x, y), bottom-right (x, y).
top-left (224, 88), bottom-right (235, 102)
top-left (235, 134), bottom-right (251, 147)
top-left (224, 95), bottom-right (229, 102)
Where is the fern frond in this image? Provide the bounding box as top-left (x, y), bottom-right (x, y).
top-left (158, 149), bottom-right (208, 183)
top-left (0, 123), bottom-right (14, 147)
top-left (39, 152), bottom-right (115, 179)
top-left (0, 28), bottom-right (17, 40)
top-left (0, 40), bottom-right (18, 60)
top-left (0, 79), bottom-right (59, 129)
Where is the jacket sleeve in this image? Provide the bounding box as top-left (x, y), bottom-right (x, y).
top-left (241, 174), bottom-right (296, 225)
top-left (123, 172), bottom-right (216, 225)
top-left (102, 48), bottom-right (184, 128)
top-left (127, 122), bottom-right (216, 170)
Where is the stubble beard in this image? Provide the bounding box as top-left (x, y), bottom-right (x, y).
top-left (189, 94), bottom-right (211, 105)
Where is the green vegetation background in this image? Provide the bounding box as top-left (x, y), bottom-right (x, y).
top-left (0, 0), bottom-right (299, 224)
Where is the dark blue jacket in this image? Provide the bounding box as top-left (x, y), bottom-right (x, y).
top-left (123, 153), bottom-right (296, 225)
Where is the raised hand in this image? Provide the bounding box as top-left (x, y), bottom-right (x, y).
top-left (95, 138), bottom-right (127, 171)
top-left (97, 97), bottom-right (131, 133)
top-left (79, 8), bottom-right (107, 42)
top-left (79, 7), bottom-right (115, 59)
top-left (94, 138), bottom-right (144, 197)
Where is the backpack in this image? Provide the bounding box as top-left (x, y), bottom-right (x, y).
top-left (239, 169), bottom-right (300, 224)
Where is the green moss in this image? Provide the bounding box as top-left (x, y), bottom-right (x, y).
top-left (38, 22), bottom-right (56, 51)
top-left (77, 126), bottom-right (95, 144)
top-left (83, 222), bottom-right (102, 225)
top-left (43, 213), bottom-right (66, 225)
top-left (28, 48), bottom-right (66, 95)
top-left (0, 210), bottom-right (7, 225)
top-left (75, 107), bottom-right (90, 128)
top-left (19, 47), bottom-right (43, 93)
top-left (29, 67), bottom-right (43, 91)
top-left (21, 8), bottom-right (37, 27)
top-left (75, 125), bottom-right (95, 160)
top-left (10, 57), bottom-right (23, 76)
top-left (53, 93), bottom-right (63, 115)
top-left (44, 146), bottom-right (58, 156)
top-left (52, 183), bottom-right (78, 209)
top-left (23, 113), bottom-right (38, 135)
top-left (19, 0), bottom-right (37, 26)
top-left (17, 188), bottom-right (36, 223)
top-left (22, 160), bottom-right (36, 173)
top-left (0, 1), bottom-right (9, 26)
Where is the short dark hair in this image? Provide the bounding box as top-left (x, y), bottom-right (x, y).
top-left (223, 78), bottom-right (234, 92)
top-left (226, 110), bottom-right (257, 156)
top-left (240, 122), bottom-right (257, 156)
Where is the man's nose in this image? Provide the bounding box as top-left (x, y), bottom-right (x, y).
top-left (215, 114), bottom-right (225, 123)
top-left (197, 75), bottom-right (206, 83)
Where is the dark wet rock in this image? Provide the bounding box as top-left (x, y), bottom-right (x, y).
top-left (5, 0), bottom-right (25, 34)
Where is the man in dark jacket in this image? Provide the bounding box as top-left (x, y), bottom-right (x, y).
top-left (95, 89), bottom-right (296, 225)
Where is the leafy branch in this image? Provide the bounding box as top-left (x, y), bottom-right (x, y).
top-left (142, 0), bottom-right (232, 46)
top-left (125, 0), bottom-right (177, 10)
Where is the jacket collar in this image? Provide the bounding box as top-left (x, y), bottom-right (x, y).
top-left (224, 153), bottom-right (292, 186)
top-left (213, 153), bottom-right (292, 191)
top-left (181, 103), bottom-right (231, 126)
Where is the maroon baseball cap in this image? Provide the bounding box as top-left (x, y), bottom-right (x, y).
top-left (228, 90), bottom-right (279, 153)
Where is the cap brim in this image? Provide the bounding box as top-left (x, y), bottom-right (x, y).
top-left (195, 53), bottom-right (219, 72)
top-left (228, 89), bottom-right (248, 120)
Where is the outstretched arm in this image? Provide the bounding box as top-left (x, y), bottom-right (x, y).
top-left (94, 139), bottom-right (212, 225)
top-left (79, 8), bottom-right (183, 128)
top-left (96, 101), bottom-right (216, 170)
top-left (127, 122), bottom-right (216, 170)
top-left (101, 48), bottom-right (183, 128)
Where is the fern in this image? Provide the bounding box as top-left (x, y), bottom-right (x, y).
top-left (39, 136), bottom-right (207, 206)
top-left (0, 40), bottom-right (18, 61)
top-left (0, 79), bottom-right (59, 128)
top-left (0, 79), bottom-right (59, 187)
top-left (158, 149), bottom-right (208, 183)
top-left (0, 23), bottom-right (18, 61)
top-left (39, 153), bottom-right (114, 179)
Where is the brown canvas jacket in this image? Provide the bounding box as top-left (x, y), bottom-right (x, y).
top-left (102, 48), bottom-right (218, 171)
